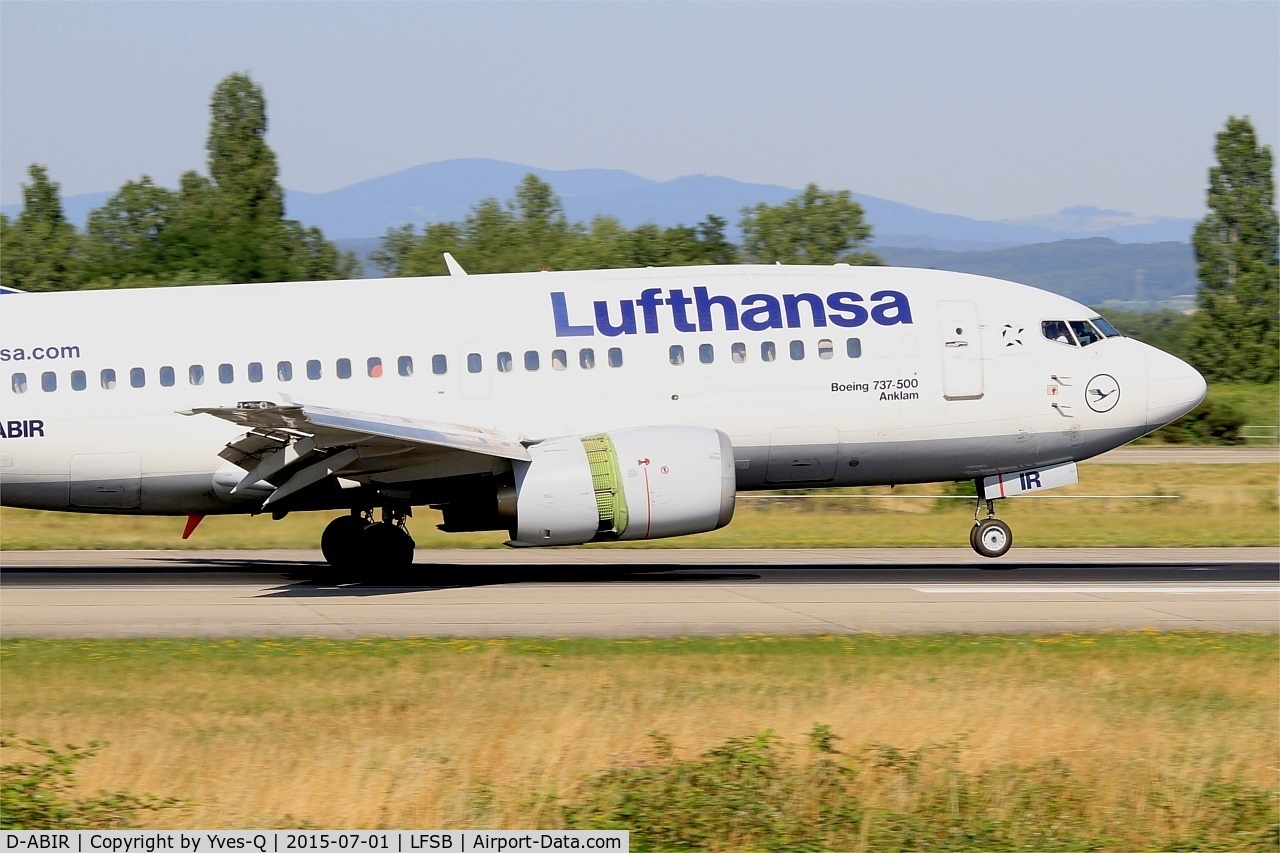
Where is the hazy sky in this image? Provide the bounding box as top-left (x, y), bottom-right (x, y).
top-left (1, 1), bottom-right (1276, 221)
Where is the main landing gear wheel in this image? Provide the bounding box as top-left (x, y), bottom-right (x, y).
top-left (321, 513), bottom-right (367, 574)
top-left (361, 521), bottom-right (416, 575)
top-left (971, 518), bottom-right (1012, 559)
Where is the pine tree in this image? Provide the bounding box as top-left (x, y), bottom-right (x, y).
top-left (1188, 116), bottom-right (1279, 383)
top-left (0, 164), bottom-right (81, 291)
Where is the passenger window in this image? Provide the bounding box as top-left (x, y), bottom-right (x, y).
top-left (189, 365), bottom-right (205, 385)
top-left (336, 358), bottom-right (352, 379)
top-left (41, 371), bottom-right (56, 392)
top-left (497, 352), bottom-right (513, 373)
top-left (11, 373), bottom-right (27, 394)
top-left (818, 339), bottom-right (834, 360)
top-left (761, 341), bottom-right (777, 363)
top-left (1070, 320), bottom-right (1104, 347)
top-left (669, 345), bottom-right (685, 366)
top-left (608, 347), bottom-right (623, 368)
top-left (366, 357), bottom-right (382, 378)
top-left (580, 348), bottom-right (596, 369)
top-left (101, 369), bottom-right (117, 390)
top-left (551, 349), bottom-right (567, 371)
top-left (467, 353), bottom-right (482, 374)
top-left (398, 356), bottom-right (414, 377)
top-left (247, 362), bottom-right (263, 383)
top-left (846, 338), bottom-right (862, 358)
top-left (307, 360), bottom-right (322, 380)
top-left (731, 342), bottom-right (746, 363)
top-left (699, 343), bottom-right (714, 364)
top-left (1042, 320), bottom-right (1076, 346)
top-left (71, 370), bottom-right (86, 391)
top-left (218, 363), bottom-right (234, 384)
top-left (159, 366), bottom-right (175, 387)
top-left (277, 361), bottom-right (293, 381)
top-left (789, 340), bottom-right (805, 360)
top-left (131, 367), bottom-right (146, 388)
top-left (431, 355), bottom-right (447, 375)
top-left (524, 350), bottom-right (540, 371)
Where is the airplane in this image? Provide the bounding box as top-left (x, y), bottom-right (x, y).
top-left (0, 260), bottom-right (1205, 571)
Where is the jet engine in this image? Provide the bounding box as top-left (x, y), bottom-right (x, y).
top-left (505, 425), bottom-right (736, 546)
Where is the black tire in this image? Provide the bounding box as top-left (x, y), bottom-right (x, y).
top-left (361, 521), bottom-right (416, 573)
top-left (321, 514), bottom-right (367, 570)
top-left (972, 518), bottom-right (1013, 559)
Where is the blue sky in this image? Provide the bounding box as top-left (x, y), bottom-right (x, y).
top-left (1, 1), bottom-right (1276, 221)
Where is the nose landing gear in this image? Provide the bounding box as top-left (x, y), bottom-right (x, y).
top-left (970, 493), bottom-right (1012, 559)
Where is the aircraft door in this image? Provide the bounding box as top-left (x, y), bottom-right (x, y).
top-left (69, 453), bottom-right (142, 509)
top-left (937, 300), bottom-right (985, 400)
top-left (765, 426), bottom-right (839, 483)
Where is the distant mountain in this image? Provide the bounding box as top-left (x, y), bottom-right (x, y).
top-left (877, 238), bottom-right (1197, 308)
top-left (3, 158), bottom-right (1197, 248)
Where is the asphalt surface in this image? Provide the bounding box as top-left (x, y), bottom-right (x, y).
top-left (3, 547), bottom-right (1275, 637)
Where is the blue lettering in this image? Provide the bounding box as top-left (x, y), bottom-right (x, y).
top-left (694, 286), bottom-right (740, 332)
top-left (636, 287), bottom-right (664, 334)
top-left (551, 292), bottom-right (592, 337)
top-left (741, 294), bottom-right (783, 331)
top-left (870, 290), bottom-right (913, 325)
top-left (594, 299), bottom-right (637, 336)
top-left (666, 289), bottom-right (697, 332)
top-left (552, 287), bottom-right (914, 336)
top-left (1020, 471), bottom-right (1042, 490)
top-left (783, 292), bottom-right (826, 328)
top-left (826, 292), bottom-right (868, 327)
top-left (1, 419), bottom-right (43, 438)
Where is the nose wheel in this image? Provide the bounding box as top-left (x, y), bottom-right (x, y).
top-left (970, 517), bottom-right (1012, 559)
top-left (970, 492), bottom-right (1013, 559)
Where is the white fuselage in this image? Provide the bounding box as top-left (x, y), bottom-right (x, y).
top-left (1, 264), bottom-right (1205, 520)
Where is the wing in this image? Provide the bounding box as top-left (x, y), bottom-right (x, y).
top-left (185, 402), bottom-right (530, 509)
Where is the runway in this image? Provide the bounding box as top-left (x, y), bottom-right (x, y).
top-left (2, 547), bottom-right (1276, 637)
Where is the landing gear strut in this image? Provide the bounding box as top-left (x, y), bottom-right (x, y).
top-left (320, 506), bottom-right (416, 577)
top-left (970, 491), bottom-right (1012, 559)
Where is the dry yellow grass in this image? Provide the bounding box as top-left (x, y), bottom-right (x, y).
top-left (2, 634), bottom-right (1275, 837)
top-left (2, 463), bottom-right (1277, 550)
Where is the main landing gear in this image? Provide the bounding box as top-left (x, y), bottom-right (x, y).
top-left (320, 506), bottom-right (416, 577)
top-left (970, 492), bottom-right (1012, 560)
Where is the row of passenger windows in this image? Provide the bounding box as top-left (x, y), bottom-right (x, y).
top-left (669, 337), bottom-right (862, 365)
top-left (8, 336), bottom-right (873, 395)
top-left (7, 346), bottom-right (625, 394)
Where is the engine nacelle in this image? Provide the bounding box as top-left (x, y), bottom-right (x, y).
top-left (507, 426), bottom-right (736, 547)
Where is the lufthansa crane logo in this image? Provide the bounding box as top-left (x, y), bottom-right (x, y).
top-left (1085, 374), bottom-right (1120, 413)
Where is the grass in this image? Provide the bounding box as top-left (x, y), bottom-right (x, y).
top-left (1, 634), bottom-right (1275, 848)
top-left (1208, 381), bottom-right (1279, 431)
top-left (3, 463), bottom-right (1276, 550)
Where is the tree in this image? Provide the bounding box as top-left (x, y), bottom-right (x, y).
top-left (80, 177), bottom-right (176, 286)
top-left (739, 184), bottom-right (880, 266)
top-left (1187, 116), bottom-right (1279, 383)
top-left (0, 164), bottom-right (81, 291)
top-left (203, 73), bottom-right (292, 283)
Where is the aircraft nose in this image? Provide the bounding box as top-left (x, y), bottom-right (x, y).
top-left (1146, 348), bottom-right (1206, 429)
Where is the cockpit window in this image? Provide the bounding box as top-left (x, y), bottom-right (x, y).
top-left (1070, 320), bottom-right (1104, 347)
top-left (1042, 320), bottom-right (1077, 346)
top-left (1091, 316), bottom-right (1122, 338)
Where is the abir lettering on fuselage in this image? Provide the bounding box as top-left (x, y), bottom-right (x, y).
top-left (551, 286), bottom-right (913, 337)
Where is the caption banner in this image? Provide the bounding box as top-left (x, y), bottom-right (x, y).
top-left (3, 832), bottom-right (628, 853)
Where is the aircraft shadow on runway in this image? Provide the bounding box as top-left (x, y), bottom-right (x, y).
top-left (6, 557), bottom-right (1272, 597)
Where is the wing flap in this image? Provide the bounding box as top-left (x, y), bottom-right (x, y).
top-left (185, 402), bottom-right (530, 509)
